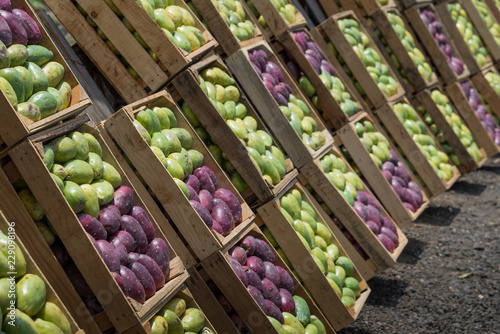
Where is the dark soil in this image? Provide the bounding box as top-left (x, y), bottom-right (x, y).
top-left (340, 156), bottom-right (500, 334)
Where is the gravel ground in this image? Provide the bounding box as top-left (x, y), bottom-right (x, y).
top-left (340, 156), bottom-right (500, 334)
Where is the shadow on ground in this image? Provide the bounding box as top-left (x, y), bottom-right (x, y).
top-left (450, 180), bottom-right (487, 196)
top-left (397, 237), bottom-right (427, 265)
top-left (416, 206), bottom-right (460, 227)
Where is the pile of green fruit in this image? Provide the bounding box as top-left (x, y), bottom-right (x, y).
top-left (429, 90), bottom-right (484, 163)
top-left (386, 11), bottom-right (434, 83)
top-left (319, 152), bottom-right (363, 207)
top-left (392, 101), bottom-right (456, 180)
top-left (472, 0), bottom-right (500, 47)
top-left (0, 230), bottom-right (73, 333)
top-left (0, 42), bottom-right (71, 121)
top-left (277, 188), bottom-right (363, 307)
top-left (149, 296), bottom-right (214, 333)
top-left (485, 70), bottom-right (500, 97)
top-left (133, 106), bottom-right (204, 182)
top-left (75, 0), bottom-right (206, 79)
top-left (184, 65), bottom-right (288, 190)
top-left (338, 18), bottom-right (400, 97)
top-left (448, 3), bottom-right (490, 67)
top-left (188, 0), bottom-right (256, 42)
top-left (418, 105), bottom-right (461, 167)
top-left (246, 0), bottom-right (298, 29)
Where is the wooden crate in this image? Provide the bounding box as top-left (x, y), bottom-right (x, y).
top-left (314, 12), bottom-right (406, 110)
top-left (460, 0), bottom-right (500, 63)
top-left (256, 180), bottom-right (371, 330)
top-left (371, 7), bottom-right (439, 94)
top-left (435, 1), bottom-right (494, 75)
top-left (445, 82), bottom-right (500, 157)
top-left (404, 3), bottom-right (471, 85)
top-left (300, 141), bottom-right (408, 270)
top-left (0, 210), bottom-right (89, 334)
top-left (0, 0), bottom-right (91, 156)
top-left (201, 223), bottom-right (337, 334)
top-left (409, 87), bottom-right (487, 174)
top-left (190, 0), bottom-right (263, 57)
top-left (274, 29), bottom-right (365, 130)
top-left (171, 55), bottom-right (298, 205)
top-left (333, 113), bottom-right (431, 226)
top-left (372, 97), bottom-right (461, 196)
top-left (241, 0), bottom-right (307, 40)
top-left (226, 40), bottom-right (334, 169)
top-left (44, 0), bottom-right (216, 104)
top-left (5, 117), bottom-right (189, 333)
top-left (102, 90), bottom-right (255, 262)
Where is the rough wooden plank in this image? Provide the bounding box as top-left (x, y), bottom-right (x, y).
top-left (247, 0), bottom-right (307, 38)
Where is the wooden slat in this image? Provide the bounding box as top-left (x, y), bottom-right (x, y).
top-left (359, 0), bottom-right (396, 16)
top-left (76, 0), bottom-right (166, 91)
top-left (226, 40), bottom-right (333, 169)
top-left (471, 67), bottom-right (500, 121)
top-left (44, 0), bottom-right (148, 102)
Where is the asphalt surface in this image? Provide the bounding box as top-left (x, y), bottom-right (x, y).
top-left (340, 156), bottom-right (500, 334)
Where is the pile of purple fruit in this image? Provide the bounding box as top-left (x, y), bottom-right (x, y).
top-left (78, 185), bottom-right (170, 304)
top-left (381, 149), bottom-right (425, 212)
top-left (185, 166), bottom-right (243, 236)
top-left (229, 235), bottom-right (296, 323)
top-left (461, 81), bottom-right (500, 145)
top-left (420, 9), bottom-right (464, 75)
top-left (353, 190), bottom-right (400, 252)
